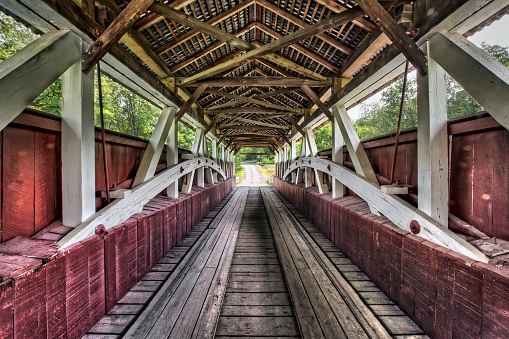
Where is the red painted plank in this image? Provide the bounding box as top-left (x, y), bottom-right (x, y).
top-left (34, 132), bottom-right (58, 233)
top-left (14, 267), bottom-right (47, 338)
top-left (64, 243), bottom-right (90, 339)
top-left (0, 281), bottom-right (14, 339)
top-left (2, 127), bottom-right (35, 241)
top-left (104, 228), bottom-right (117, 313)
top-left (86, 236), bottom-right (105, 325)
top-left (45, 255), bottom-right (67, 339)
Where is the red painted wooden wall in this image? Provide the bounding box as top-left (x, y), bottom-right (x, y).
top-left (0, 109), bottom-right (190, 243)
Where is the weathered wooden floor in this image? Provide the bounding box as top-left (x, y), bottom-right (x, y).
top-left (84, 186), bottom-right (426, 338)
top-left (215, 187), bottom-right (300, 338)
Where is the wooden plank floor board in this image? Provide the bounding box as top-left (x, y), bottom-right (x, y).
top-left (84, 188), bottom-right (242, 338)
top-left (269, 188), bottom-right (428, 339)
top-left (216, 187), bottom-right (301, 338)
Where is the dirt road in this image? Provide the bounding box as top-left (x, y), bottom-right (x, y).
top-left (240, 163), bottom-right (269, 186)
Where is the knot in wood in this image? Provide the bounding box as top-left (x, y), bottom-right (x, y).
top-left (198, 160), bottom-right (201, 165)
top-left (327, 165), bottom-right (331, 171)
top-left (180, 166), bottom-right (184, 173)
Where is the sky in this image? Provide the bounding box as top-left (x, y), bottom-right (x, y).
top-left (347, 14), bottom-right (509, 122)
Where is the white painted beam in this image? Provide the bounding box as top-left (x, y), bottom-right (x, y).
top-left (417, 43), bottom-right (449, 227)
top-left (133, 107), bottom-right (176, 187)
top-left (332, 113), bottom-right (344, 198)
top-left (430, 32), bottom-right (509, 130)
top-left (166, 109), bottom-right (179, 198)
top-left (0, 30), bottom-right (81, 131)
top-left (58, 158), bottom-right (226, 248)
top-left (283, 158), bottom-right (489, 263)
top-left (332, 106), bottom-right (378, 213)
top-left (61, 55), bottom-right (95, 227)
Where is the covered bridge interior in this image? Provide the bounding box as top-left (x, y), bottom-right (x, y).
top-left (0, 0), bottom-right (508, 338)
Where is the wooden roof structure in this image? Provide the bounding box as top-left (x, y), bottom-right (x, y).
top-left (3, 0), bottom-right (507, 154)
top-left (47, 0), bottom-right (417, 152)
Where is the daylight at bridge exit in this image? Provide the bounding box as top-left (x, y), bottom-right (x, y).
top-left (0, 0), bottom-right (508, 338)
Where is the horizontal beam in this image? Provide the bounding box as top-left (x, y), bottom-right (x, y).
top-left (205, 107), bottom-right (306, 115)
top-left (218, 124), bottom-right (291, 130)
top-left (283, 158), bottom-right (489, 263)
top-left (0, 30), bottom-right (82, 131)
top-left (429, 32), bottom-right (509, 130)
top-left (179, 77), bottom-right (333, 87)
top-left (58, 158), bottom-right (225, 248)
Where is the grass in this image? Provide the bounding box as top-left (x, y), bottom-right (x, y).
top-left (258, 164), bottom-right (275, 177)
top-left (257, 164), bottom-right (275, 186)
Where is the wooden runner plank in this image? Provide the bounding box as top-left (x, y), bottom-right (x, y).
top-left (262, 187), bottom-right (396, 339)
top-left (123, 187), bottom-right (248, 338)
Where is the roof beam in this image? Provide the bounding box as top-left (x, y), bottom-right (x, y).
top-left (254, 23), bottom-right (339, 72)
top-left (179, 77), bottom-right (333, 87)
top-left (150, 2), bottom-right (252, 51)
top-left (83, 0), bottom-right (155, 73)
top-left (178, 6), bottom-right (365, 85)
top-left (300, 85), bottom-right (334, 121)
top-left (312, 0), bottom-right (376, 31)
top-left (257, 0), bottom-right (354, 55)
top-left (205, 107), bottom-right (306, 115)
top-left (218, 124), bottom-right (291, 130)
top-left (170, 23), bottom-right (256, 73)
top-left (175, 84), bottom-right (208, 120)
top-left (340, 29), bottom-right (391, 78)
top-left (223, 115), bottom-right (292, 129)
top-left (355, 0), bottom-right (427, 76)
top-left (204, 88), bottom-right (302, 113)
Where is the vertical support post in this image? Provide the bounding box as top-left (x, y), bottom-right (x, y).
top-left (283, 145), bottom-right (289, 176)
top-left (332, 113), bottom-right (344, 198)
top-left (166, 108), bottom-right (178, 198)
top-left (61, 55), bottom-right (95, 226)
top-left (291, 139), bottom-right (297, 182)
top-left (220, 145), bottom-right (225, 176)
top-left (417, 42), bottom-right (449, 227)
top-left (232, 155), bottom-right (236, 176)
top-left (195, 128), bottom-right (205, 187)
top-left (211, 139), bottom-right (218, 182)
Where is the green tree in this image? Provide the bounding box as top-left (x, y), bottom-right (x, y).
top-left (178, 122), bottom-right (195, 150)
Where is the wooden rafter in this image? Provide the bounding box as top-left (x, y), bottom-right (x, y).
top-left (355, 0), bottom-right (427, 76)
top-left (179, 77), bottom-right (333, 87)
top-left (218, 124), bottom-right (291, 130)
top-left (204, 107), bottom-right (306, 115)
top-left (83, 0), bottom-right (155, 73)
top-left (178, 6), bottom-right (365, 85)
top-left (257, 0), bottom-right (354, 55)
top-left (254, 23), bottom-right (339, 72)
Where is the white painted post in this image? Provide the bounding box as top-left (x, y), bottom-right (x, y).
top-left (195, 128), bottom-right (205, 187)
top-left (332, 114), bottom-right (344, 198)
top-left (211, 139), bottom-right (218, 182)
top-left (291, 139), bottom-right (297, 182)
top-left (274, 152), bottom-right (279, 178)
top-left (61, 56), bottom-right (95, 226)
top-left (283, 145), bottom-right (289, 175)
top-left (417, 42), bottom-right (449, 227)
top-left (132, 107), bottom-right (176, 187)
top-left (166, 108), bottom-right (178, 198)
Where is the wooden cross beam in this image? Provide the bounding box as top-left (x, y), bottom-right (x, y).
top-left (82, 0), bottom-right (155, 73)
top-left (218, 124), bottom-right (291, 130)
top-left (175, 84), bottom-right (208, 120)
top-left (178, 6), bottom-right (365, 85)
top-left (301, 85), bottom-right (334, 121)
top-left (355, 0), bottom-right (427, 76)
top-left (222, 115), bottom-right (292, 129)
top-left (204, 89), bottom-right (303, 113)
top-left (285, 114), bottom-right (306, 136)
top-left (257, 0), bottom-right (354, 55)
top-left (203, 111), bottom-right (226, 135)
top-left (253, 23), bottom-right (339, 72)
top-left (180, 77), bottom-right (333, 87)
top-left (204, 107), bottom-right (306, 115)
